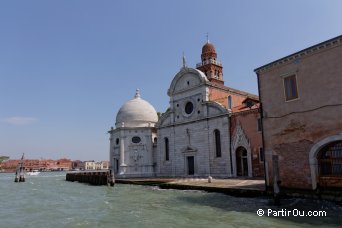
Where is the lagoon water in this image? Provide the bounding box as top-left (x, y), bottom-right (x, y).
top-left (0, 172), bottom-right (341, 228)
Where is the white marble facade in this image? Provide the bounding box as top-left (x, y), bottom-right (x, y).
top-left (109, 67), bottom-right (233, 178)
top-left (109, 90), bottom-right (158, 178)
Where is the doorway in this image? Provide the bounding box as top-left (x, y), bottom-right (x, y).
top-left (187, 156), bottom-right (194, 175)
top-left (236, 146), bottom-right (248, 176)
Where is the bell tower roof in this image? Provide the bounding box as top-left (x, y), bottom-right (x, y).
top-left (196, 39), bottom-right (224, 85)
top-left (201, 42), bottom-right (217, 56)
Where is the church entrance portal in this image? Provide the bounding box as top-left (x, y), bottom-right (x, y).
top-left (187, 156), bottom-right (194, 175)
top-left (236, 147), bottom-right (248, 176)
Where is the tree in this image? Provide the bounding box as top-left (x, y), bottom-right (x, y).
top-left (0, 156), bottom-right (10, 162)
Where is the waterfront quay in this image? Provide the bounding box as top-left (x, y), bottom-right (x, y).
top-left (117, 178), bottom-right (266, 197)
top-left (65, 171), bottom-right (342, 204)
top-left (66, 171), bottom-right (265, 196)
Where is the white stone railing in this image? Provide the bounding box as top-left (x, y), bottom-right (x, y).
top-left (196, 59), bottom-right (222, 67)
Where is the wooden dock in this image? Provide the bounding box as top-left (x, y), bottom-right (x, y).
top-left (66, 171), bottom-right (114, 186)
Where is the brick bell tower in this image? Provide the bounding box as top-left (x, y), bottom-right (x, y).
top-left (196, 38), bottom-right (224, 85)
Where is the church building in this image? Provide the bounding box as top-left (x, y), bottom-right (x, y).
top-left (109, 40), bottom-right (264, 178)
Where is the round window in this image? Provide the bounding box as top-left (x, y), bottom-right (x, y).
top-left (185, 102), bottom-right (194, 115)
top-left (132, 136), bottom-right (141, 143)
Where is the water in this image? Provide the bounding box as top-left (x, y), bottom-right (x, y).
top-left (0, 173), bottom-right (341, 228)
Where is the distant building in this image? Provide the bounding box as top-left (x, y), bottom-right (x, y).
top-left (255, 35), bottom-right (342, 191)
top-left (84, 161), bottom-right (96, 170)
top-left (101, 161), bottom-right (109, 170)
top-left (0, 158), bottom-right (109, 172)
top-left (72, 160), bottom-right (83, 170)
top-left (95, 161), bottom-right (102, 170)
top-left (1, 159), bottom-right (18, 172)
top-left (0, 158), bottom-right (72, 172)
top-left (109, 40), bottom-right (264, 178)
top-left (54, 158), bottom-right (72, 171)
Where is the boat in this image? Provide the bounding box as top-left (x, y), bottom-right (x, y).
top-left (27, 170), bottom-right (40, 176)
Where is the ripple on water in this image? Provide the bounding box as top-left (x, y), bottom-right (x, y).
top-left (0, 172), bottom-right (341, 228)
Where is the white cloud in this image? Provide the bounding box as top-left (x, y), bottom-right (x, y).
top-left (3, 117), bottom-right (38, 125)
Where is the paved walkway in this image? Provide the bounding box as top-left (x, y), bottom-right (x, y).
top-left (170, 178), bottom-right (265, 190)
top-left (115, 177), bottom-right (266, 196)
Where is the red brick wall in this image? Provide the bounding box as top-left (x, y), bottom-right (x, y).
top-left (231, 109), bottom-right (264, 177)
top-left (209, 87), bottom-right (246, 109)
top-left (258, 37), bottom-right (342, 190)
top-left (273, 140), bottom-right (313, 189)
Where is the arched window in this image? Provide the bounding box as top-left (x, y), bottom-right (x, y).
top-left (214, 129), bottom-right (221, 157)
top-left (164, 137), bottom-right (169, 161)
top-left (228, 96), bottom-right (233, 109)
top-left (318, 141), bottom-right (342, 176)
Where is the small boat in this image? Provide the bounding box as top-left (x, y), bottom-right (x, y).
top-left (27, 170), bottom-right (40, 176)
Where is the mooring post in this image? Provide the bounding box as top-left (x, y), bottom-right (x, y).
top-left (14, 171), bottom-right (19, 182)
top-left (272, 155), bottom-right (281, 206)
top-left (108, 170), bottom-right (115, 187)
top-left (19, 166), bottom-right (25, 182)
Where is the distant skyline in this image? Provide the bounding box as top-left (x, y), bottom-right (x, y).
top-left (1, 0), bottom-right (341, 160)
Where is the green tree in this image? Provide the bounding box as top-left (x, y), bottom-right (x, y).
top-left (0, 156), bottom-right (10, 162)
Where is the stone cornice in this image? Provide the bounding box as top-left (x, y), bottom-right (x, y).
top-left (108, 126), bottom-right (156, 134)
top-left (254, 35), bottom-right (342, 74)
top-left (157, 113), bottom-right (230, 129)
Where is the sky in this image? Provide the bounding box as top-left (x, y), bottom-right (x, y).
top-left (0, 0), bottom-right (341, 161)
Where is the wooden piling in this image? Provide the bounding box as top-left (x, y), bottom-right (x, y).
top-left (65, 171), bottom-right (114, 186)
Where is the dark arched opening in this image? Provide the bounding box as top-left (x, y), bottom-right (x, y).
top-left (214, 129), bottom-right (221, 157)
top-left (318, 141), bottom-right (342, 176)
top-left (164, 137), bottom-right (169, 161)
top-left (236, 146), bottom-right (248, 176)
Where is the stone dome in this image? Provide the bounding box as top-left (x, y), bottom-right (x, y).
top-left (202, 42), bottom-right (216, 54)
top-left (115, 89), bottom-right (158, 128)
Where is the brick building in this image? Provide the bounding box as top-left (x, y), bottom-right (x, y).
top-left (72, 160), bottom-right (83, 170)
top-left (230, 97), bottom-right (264, 177)
top-left (255, 35), bottom-right (342, 191)
top-left (109, 40), bottom-right (264, 178)
top-left (1, 158), bottom-right (72, 172)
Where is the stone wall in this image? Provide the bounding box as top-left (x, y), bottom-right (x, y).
top-left (110, 127), bottom-right (156, 177)
top-left (157, 115), bottom-right (231, 177)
